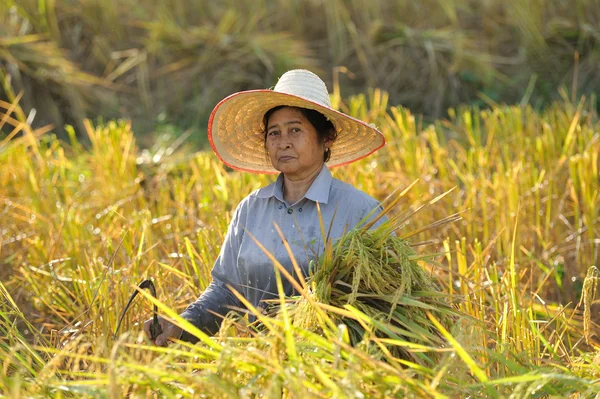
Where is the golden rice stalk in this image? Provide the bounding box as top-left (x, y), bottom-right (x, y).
top-left (578, 266), bottom-right (599, 344)
top-left (284, 223), bottom-right (458, 365)
top-left (274, 186), bottom-right (460, 363)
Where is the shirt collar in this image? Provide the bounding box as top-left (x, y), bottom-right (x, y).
top-left (255, 164), bottom-right (332, 205)
top-left (304, 164), bottom-right (332, 204)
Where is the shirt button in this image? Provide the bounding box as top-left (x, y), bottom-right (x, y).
top-left (278, 205), bottom-right (283, 210)
top-left (299, 208), bottom-right (303, 212)
top-left (287, 208), bottom-right (293, 214)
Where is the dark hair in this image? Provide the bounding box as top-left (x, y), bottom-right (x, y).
top-left (263, 106), bottom-right (338, 162)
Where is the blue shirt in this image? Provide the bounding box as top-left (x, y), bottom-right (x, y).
top-left (180, 165), bottom-right (384, 340)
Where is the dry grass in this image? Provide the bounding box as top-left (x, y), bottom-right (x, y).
top-left (1, 81), bottom-right (599, 396)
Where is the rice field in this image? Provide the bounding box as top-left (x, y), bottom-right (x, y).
top-left (3, 0), bottom-right (600, 143)
top-left (1, 88), bottom-right (600, 397)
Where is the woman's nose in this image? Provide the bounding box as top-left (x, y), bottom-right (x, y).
top-left (278, 138), bottom-right (292, 149)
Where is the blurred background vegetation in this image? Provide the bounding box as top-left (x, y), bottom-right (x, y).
top-left (1, 0), bottom-right (600, 147)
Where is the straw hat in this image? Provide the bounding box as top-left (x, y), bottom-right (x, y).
top-left (208, 69), bottom-right (386, 174)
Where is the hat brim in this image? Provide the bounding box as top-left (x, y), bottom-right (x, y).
top-left (208, 90), bottom-right (386, 174)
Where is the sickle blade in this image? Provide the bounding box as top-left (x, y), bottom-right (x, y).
top-left (113, 279), bottom-right (162, 340)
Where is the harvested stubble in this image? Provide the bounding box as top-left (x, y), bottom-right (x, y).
top-left (288, 221), bottom-right (458, 365)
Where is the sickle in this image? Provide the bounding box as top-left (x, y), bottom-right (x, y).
top-left (113, 279), bottom-right (162, 340)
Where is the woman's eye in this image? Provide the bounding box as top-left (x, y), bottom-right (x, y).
top-left (268, 131), bottom-right (279, 136)
top-left (291, 127), bottom-right (301, 133)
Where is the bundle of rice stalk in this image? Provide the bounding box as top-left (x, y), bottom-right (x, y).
top-left (288, 184), bottom-right (461, 365)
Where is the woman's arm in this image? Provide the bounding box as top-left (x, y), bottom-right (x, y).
top-left (145, 200), bottom-right (246, 345)
top-left (179, 201), bottom-right (247, 342)
top-left (178, 278), bottom-right (241, 342)
top-left (144, 273), bottom-right (243, 346)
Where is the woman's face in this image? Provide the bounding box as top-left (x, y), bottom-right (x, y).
top-left (265, 107), bottom-right (330, 180)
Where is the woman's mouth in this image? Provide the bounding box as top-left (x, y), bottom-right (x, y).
top-left (279, 156), bottom-right (295, 162)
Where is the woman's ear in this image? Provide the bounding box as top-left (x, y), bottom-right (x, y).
top-left (324, 129), bottom-right (337, 148)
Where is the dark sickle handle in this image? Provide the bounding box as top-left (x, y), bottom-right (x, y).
top-left (114, 279), bottom-right (163, 340)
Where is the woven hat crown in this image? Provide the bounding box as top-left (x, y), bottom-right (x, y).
top-left (273, 69), bottom-right (332, 108)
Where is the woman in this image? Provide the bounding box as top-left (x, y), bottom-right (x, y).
top-left (145, 69), bottom-right (386, 346)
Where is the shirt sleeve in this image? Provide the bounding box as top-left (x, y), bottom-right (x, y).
top-left (179, 200), bottom-right (246, 342)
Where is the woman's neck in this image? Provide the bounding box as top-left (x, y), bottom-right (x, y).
top-left (283, 164), bottom-right (323, 205)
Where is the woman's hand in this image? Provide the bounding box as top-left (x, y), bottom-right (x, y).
top-left (143, 317), bottom-right (183, 346)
